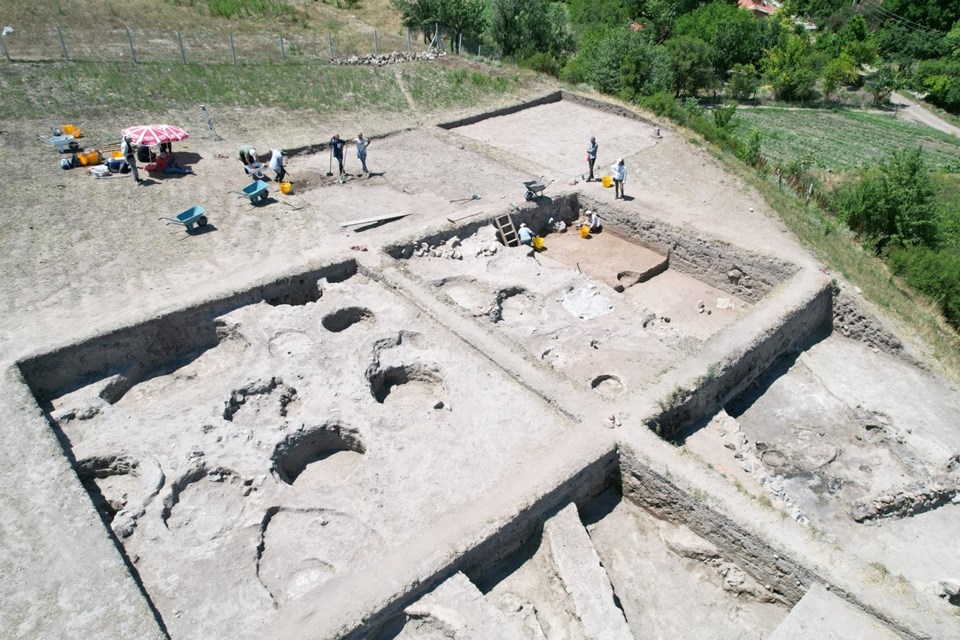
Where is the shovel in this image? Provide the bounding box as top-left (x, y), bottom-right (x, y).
top-left (327, 148), bottom-right (333, 177)
top-left (450, 194), bottom-right (481, 204)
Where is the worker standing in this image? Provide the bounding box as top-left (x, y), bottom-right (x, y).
top-left (355, 132), bottom-right (371, 175)
top-left (612, 158), bottom-right (627, 199)
top-left (121, 135), bottom-right (141, 185)
top-left (586, 136), bottom-right (598, 182)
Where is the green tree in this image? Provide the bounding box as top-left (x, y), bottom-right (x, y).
top-left (674, 1), bottom-right (762, 75)
top-left (820, 52), bottom-right (858, 101)
top-left (665, 35), bottom-right (716, 96)
top-left (490, 0), bottom-right (571, 59)
top-left (762, 24), bottom-right (818, 101)
top-left (391, 0), bottom-right (487, 44)
top-left (880, 0), bottom-right (960, 33)
top-left (866, 63), bottom-right (897, 104)
top-left (915, 58), bottom-right (960, 111)
top-left (728, 63), bottom-right (760, 100)
top-left (830, 147), bottom-right (941, 252)
top-left (578, 26), bottom-right (671, 99)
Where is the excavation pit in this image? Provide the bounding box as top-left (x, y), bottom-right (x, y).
top-left (272, 422), bottom-right (365, 485)
top-left (392, 197), bottom-right (796, 394)
top-left (321, 306), bottom-right (375, 332)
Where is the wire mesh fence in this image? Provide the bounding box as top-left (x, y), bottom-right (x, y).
top-left (0, 24), bottom-right (454, 65)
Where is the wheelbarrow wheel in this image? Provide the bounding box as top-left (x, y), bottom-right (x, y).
top-left (525, 190), bottom-right (534, 202)
top-left (197, 216), bottom-right (208, 227)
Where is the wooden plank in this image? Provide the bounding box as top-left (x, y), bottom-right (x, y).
top-left (447, 210), bottom-right (484, 224)
top-left (339, 212), bottom-right (411, 227)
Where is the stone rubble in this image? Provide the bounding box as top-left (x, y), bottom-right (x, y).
top-left (331, 49), bottom-right (447, 66)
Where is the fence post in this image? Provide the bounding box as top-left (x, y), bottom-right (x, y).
top-left (177, 31), bottom-right (187, 64)
top-left (458, 33), bottom-right (462, 55)
top-left (0, 35), bottom-right (8, 63)
top-left (126, 28), bottom-right (137, 63)
top-left (57, 26), bottom-right (69, 60)
top-left (279, 34), bottom-right (285, 63)
top-left (407, 28), bottom-right (411, 54)
top-left (328, 33), bottom-right (334, 59)
top-left (477, 44), bottom-right (482, 59)
top-left (229, 33), bottom-right (237, 65)
top-left (374, 30), bottom-right (379, 55)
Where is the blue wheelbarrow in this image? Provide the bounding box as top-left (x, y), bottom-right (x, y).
top-left (234, 179), bottom-right (269, 205)
top-left (160, 205), bottom-right (208, 232)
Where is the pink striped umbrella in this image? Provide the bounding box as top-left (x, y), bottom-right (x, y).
top-left (120, 124), bottom-right (189, 146)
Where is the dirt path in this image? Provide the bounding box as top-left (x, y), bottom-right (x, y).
top-left (891, 91), bottom-right (960, 138)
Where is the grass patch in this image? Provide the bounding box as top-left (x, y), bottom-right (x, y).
top-left (0, 61), bottom-right (408, 119)
top-left (711, 149), bottom-right (960, 377)
top-left (405, 62), bottom-right (515, 109)
top-left (736, 107), bottom-right (960, 171)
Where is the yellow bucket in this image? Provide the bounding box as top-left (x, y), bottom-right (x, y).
top-left (601, 175), bottom-right (612, 188)
top-left (531, 236), bottom-right (544, 251)
top-left (279, 181), bottom-right (292, 195)
top-left (111, 150), bottom-right (124, 159)
top-left (579, 225), bottom-right (591, 239)
top-left (78, 150), bottom-right (101, 166)
top-left (62, 124), bottom-right (81, 138)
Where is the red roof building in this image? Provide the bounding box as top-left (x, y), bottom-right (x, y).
top-left (738, 0), bottom-right (777, 18)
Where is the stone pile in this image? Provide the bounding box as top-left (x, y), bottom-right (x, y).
top-left (408, 236), bottom-right (465, 260)
top-left (331, 49), bottom-right (446, 66)
top-left (850, 474), bottom-right (960, 522)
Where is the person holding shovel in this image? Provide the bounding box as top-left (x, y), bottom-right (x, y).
top-left (330, 134), bottom-right (346, 180)
top-left (268, 148), bottom-right (285, 182)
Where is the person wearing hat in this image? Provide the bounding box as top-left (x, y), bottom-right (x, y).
top-left (582, 209), bottom-right (601, 232)
top-left (121, 135), bottom-right (141, 184)
top-left (239, 144), bottom-right (265, 179)
top-left (612, 158), bottom-right (627, 199)
top-left (518, 222), bottom-right (535, 246)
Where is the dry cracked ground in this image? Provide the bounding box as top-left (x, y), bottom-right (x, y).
top-left (1, 88), bottom-right (959, 640)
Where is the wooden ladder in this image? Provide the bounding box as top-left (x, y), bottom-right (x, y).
top-left (495, 213), bottom-right (519, 247)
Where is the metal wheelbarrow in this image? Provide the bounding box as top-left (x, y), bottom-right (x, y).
top-left (236, 179), bottom-right (269, 205)
top-left (160, 205), bottom-right (208, 232)
top-left (523, 176), bottom-right (554, 201)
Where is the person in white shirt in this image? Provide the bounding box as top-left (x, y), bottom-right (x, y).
top-left (355, 132), bottom-right (371, 175)
top-left (612, 158), bottom-right (627, 199)
top-left (268, 149), bottom-right (285, 182)
top-left (518, 222), bottom-right (535, 246)
top-left (582, 209), bottom-right (601, 231)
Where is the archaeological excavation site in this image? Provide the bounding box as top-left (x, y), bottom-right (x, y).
top-left (4, 92), bottom-right (960, 640)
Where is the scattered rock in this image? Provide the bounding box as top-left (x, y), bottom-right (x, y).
top-left (331, 49), bottom-right (447, 66)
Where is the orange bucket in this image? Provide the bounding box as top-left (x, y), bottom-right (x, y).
top-left (579, 225), bottom-right (591, 238)
top-left (78, 150), bottom-right (101, 166)
top-left (601, 175), bottom-right (612, 188)
top-left (62, 124), bottom-right (81, 138)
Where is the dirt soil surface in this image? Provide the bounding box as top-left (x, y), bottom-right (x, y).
top-left (3, 90), bottom-right (960, 640)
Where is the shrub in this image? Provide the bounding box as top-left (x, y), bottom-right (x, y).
top-left (829, 147), bottom-right (941, 252)
top-left (888, 247), bottom-right (960, 329)
top-left (728, 63), bottom-right (760, 100)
